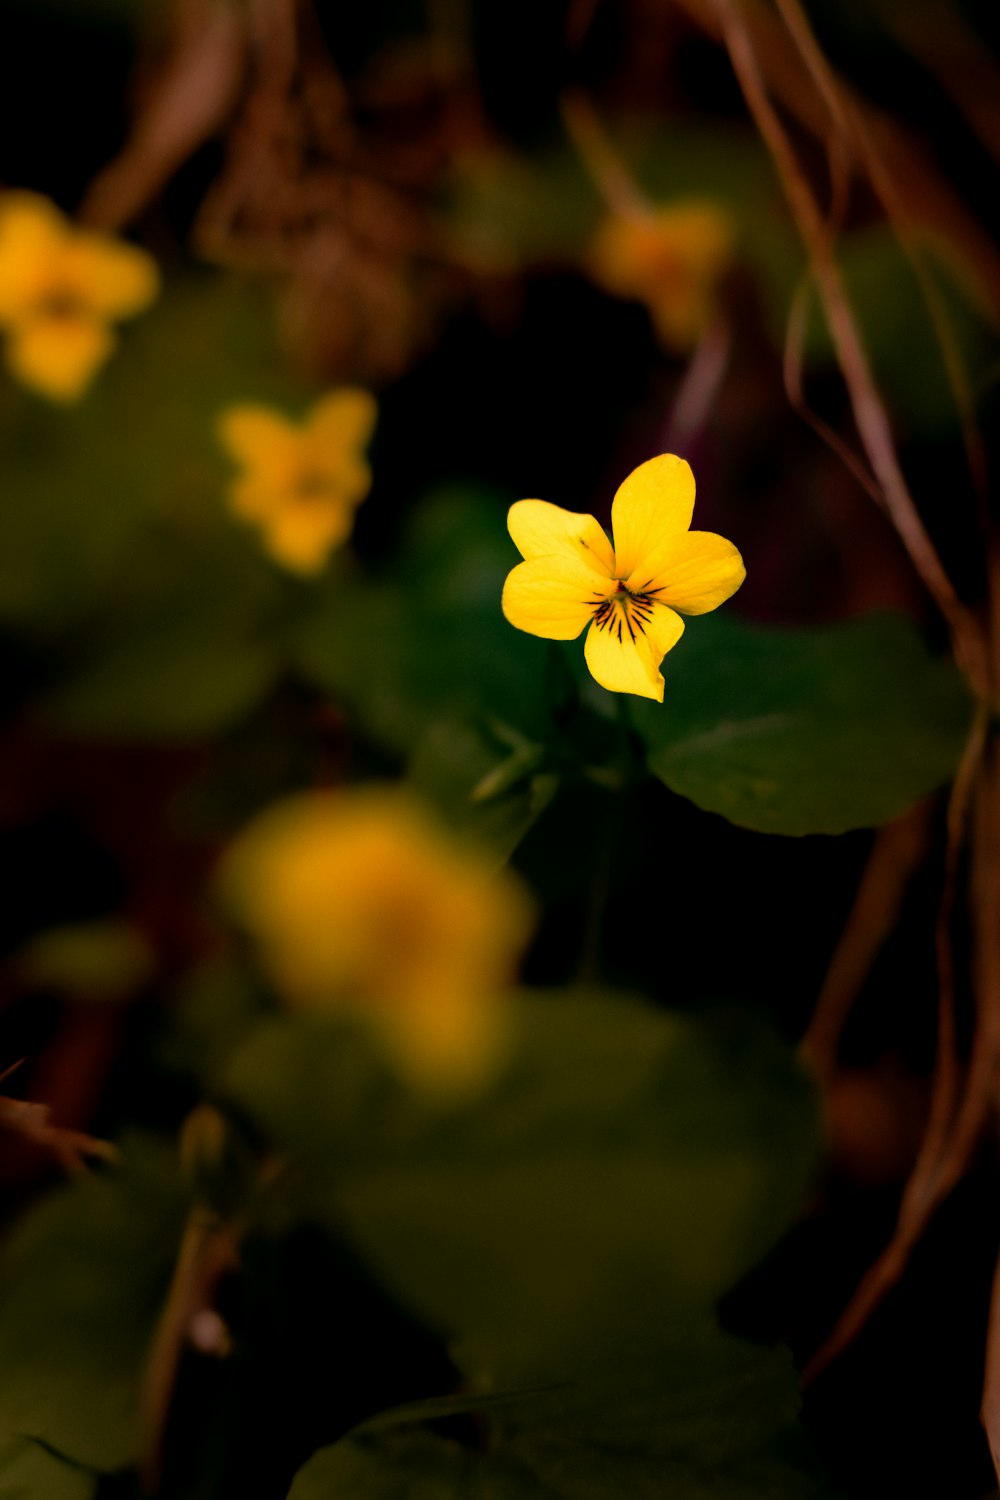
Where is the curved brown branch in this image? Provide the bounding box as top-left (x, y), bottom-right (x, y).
top-left (801, 799), bottom-right (933, 1085)
top-left (772, 0), bottom-right (990, 517)
top-left (711, 0), bottom-right (988, 698)
top-left (804, 706), bottom-right (989, 1383)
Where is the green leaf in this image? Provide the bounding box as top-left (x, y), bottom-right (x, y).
top-left (288, 1424), bottom-right (550, 1500)
top-left (407, 716), bottom-right (558, 864)
top-left (0, 1136), bottom-right (188, 1470)
top-left (0, 275), bottom-right (303, 736)
top-left (293, 492), bottom-right (552, 756)
top-left (0, 1436), bottom-right (95, 1500)
top-left (222, 997), bottom-right (818, 1385)
top-left (35, 529), bottom-right (281, 739)
top-left (633, 611), bottom-right (969, 835)
top-left (286, 1332), bottom-right (838, 1500)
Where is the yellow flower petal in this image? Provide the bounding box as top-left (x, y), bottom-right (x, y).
top-left (610, 454), bottom-right (695, 582)
top-left (306, 388), bottom-right (378, 456)
top-left (6, 314), bottom-right (113, 401)
top-left (502, 555), bottom-right (614, 641)
top-left (377, 989), bottom-right (511, 1096)
top-left (0, 195), bottom-right (67, 322)
top-left (584, 601), bottom-right (684, 702)
top-left (263, 501), bottom-right (356, 575)
top-left (0, 192), bottom-right (64, 242)
top-left (644, 530), bottom-right (746, 615)
top-left (588, 202), bottom-right (734, 352)
top-left (507, 498), bottom-right (615, 575)
top-left (63, 233), bottom-right (160, 320)
top-left (217, 406), bottom-right (302, 489)
top-left (219, 786), bottom-right (533, 1096)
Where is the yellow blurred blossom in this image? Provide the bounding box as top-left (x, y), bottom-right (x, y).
top-left (587, 201), bottom-right (734, 351)
top-left (219, 787), bottom-right (534, 1094)
top-left (217, 391), bottom-right (377, 575)
top-left (0, 192), bottom-right (159, 400)
top-left (502, 454), bottom-right (744, 702)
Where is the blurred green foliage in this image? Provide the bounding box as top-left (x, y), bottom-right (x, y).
top-left (0, 1137), bottom-right (186, 1470)
top-left (0, 0), bottom-right (993, 1490)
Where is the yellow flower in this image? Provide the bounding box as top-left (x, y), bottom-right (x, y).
top-left (501, 453), bottom-right (744, 702)
top-left (0, 192), bottom-right (159, 400)
top-left (587, 201), bottom-right (734, 351)
top-left (219, 787), bottom-right (534, 1094)
top-left (217, 391), bottom-right (377, 575)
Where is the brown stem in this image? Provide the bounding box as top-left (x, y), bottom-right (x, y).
top-left (783, 274), bottom-right (884, 508)
top-left (139, 1208), bottom-right (242, 1493)
top-left (711, 0), bottom-right (988, 698)
top-left (663, 317), bottom-right (731, 449)
top-left (772, 0), bottom-right (990, 516)
top-left (972, 741), bottom-right (1000, 1484)
top-left (804, 708), bottom-right (989, 1382)
top-left (560, 90), bottom-right (651, 220)
top-left (801, 800), bottom-right (932, 1085)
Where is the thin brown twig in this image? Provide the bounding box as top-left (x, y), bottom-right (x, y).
top-left (972, 743), bottom-right (1000, 1485)
top-left (80, 0), bottom-right (245, 233)
top-left (772, 0), bottom-right (990, 515)
top-left (804, 705), bottom-right (989, 1383)
top-left (783, 273), bottom-right (884, 508)
top-left (673, 0), bottom-right (1000, 323)
top-left (560, 90), bottom-right (651, 220)
top-left (139, 1207), bottom-right (242, 1493)
top-left (801, 800), bottom-right (933, 1085)
top-left (711, 0), bottom-right (987, 697)
top-left (663, 316), bottom-right (731, 449)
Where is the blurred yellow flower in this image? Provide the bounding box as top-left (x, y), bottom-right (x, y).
top-left (0, 192), bottom-right (159, 401)
top-left (219, 787), bottom-right (534, 1094)
top-left (587, 201), bottom-right (734, 351)
top-left (502, 454), bottom-right (744, 702)
top-left (217, 391), bottom-right (377, 574)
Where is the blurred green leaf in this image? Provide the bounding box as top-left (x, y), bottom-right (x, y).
top-left (0, 1436), bottom-right (95, 1500)
top-left (35, 526), bottom-right (281, 738)
top-left (287, 1331), bottom-right (837, 1500)
top-left (632, 611), bottom-right (969, 835)
top-left (0, 275), bottom-right (304, 736)
top-left (0, 1136), bottom-right (187, 1470)
top-left (13, 918), bottom-right (152, 1000)
top-left (292, 491), bottom-right (563, 857)
top-left (294, 492), bottom-right (551, 753)
top-left (407, 716), bottom-right (558, 864)
top-left (222, 997), bottom-right (818, 1386)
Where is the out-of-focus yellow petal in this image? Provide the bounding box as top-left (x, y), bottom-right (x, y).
top-left (64, 233), bottom-right (160, 320)
top-left (6, 314), bottom-right (113, 401)
top-left (610, 453), bottom-right (695, 581)
top-left (502, 555), bottom-right (614, 641)
top-left (644, 530), bottom-right (745, 615)
top-left (588, 202), bottom-right (734, 352)
top-left (263, 501), bottom-right (355, 575)
top-left (217, 406), bottom-right (302, 487)
top-left (307, 388), bottom-right (378, 456)
top-left (507, 498), bottom-right (616, 575)
top-left (581, 597), bottom-right (683, 702)
top-left (0, 192), bottom-right (65, 244)
top-left (0, 194), bottom-right (67, 321)
top-left (219, 786), bottom-right (534, 1096)
top-left (379, 989), bottom-right (511, 1096)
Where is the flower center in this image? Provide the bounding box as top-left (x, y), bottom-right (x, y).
top-left (294, 468), bottom-right (333, 502)
top-left (37, 287), bottom-right (86, 321)
top-left (591, 581), bottom-right (657, 644)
